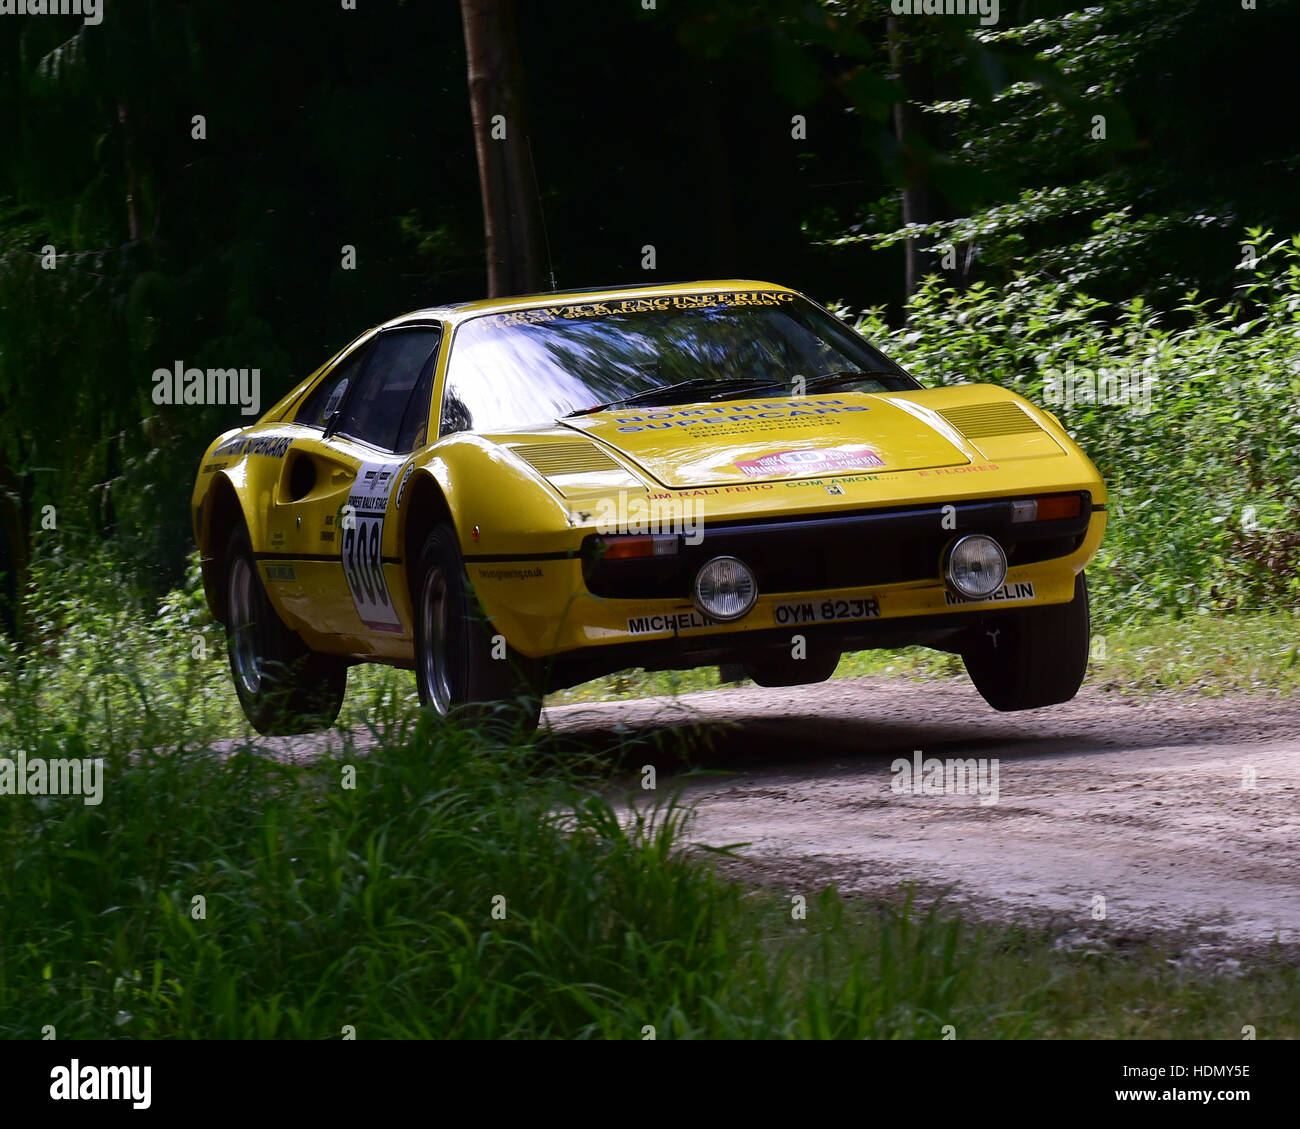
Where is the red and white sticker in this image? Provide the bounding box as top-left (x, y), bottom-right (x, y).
top-left (735, 446), bottom-right (884, 478)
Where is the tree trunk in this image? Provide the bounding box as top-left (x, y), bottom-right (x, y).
top-left (0, 451), bottom-right (29, 635)
top-left (459, 0), bottom-right (546, 297)
top-left (118, 102), bottom-right (142, 242)
top-left (888, 18), bottom-right (937, 302)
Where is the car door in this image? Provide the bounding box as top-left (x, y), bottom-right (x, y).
top-left (268, 325), bottom-right (441, 650)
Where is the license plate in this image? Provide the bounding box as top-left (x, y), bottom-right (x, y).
top-left (772, 597), bottom-right (881, 626)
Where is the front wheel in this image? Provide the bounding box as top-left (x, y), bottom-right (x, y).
top-left (961, 572), bottom-right (1090, 711)
top-left (224, 529), bottom-right (347, 734)
top-left (413, 525), bottom-right (542, 731)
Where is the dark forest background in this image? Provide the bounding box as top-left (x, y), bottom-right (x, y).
top-left (2, 0), bottom-right (1299, 613)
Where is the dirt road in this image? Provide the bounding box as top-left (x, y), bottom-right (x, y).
top-left (548, 677), bottom-right (1300, 963)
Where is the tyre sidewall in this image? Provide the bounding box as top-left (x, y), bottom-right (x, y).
top-left (224, 528), bottom-right (345, 733)
top-left (413, 525), bottom-right (541, 728)
top-left (962, 572), bottom-right (1090, 711)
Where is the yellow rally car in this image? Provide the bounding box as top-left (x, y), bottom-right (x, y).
top-left (192, 281), bottom-right (1106, 734)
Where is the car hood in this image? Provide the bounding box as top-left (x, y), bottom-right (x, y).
top-left (558, 393), bottom-right (972, 488)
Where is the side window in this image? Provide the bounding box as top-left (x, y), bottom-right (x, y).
top-left (295, 344), bottom-right (370, 428)
top-left (395, 346), bottom-right (438, 454)
top-left (337, 328), bottom-right (441, 451)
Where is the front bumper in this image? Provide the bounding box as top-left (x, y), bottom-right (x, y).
top-left (466, 494), bottom-right (1107, 659)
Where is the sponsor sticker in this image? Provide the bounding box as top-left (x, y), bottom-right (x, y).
top-left (918, 463), bottom-right (1000, 477)
top-left (484, 290), bottom-right (797, 327)
top-left (214, 434), bottom-right (291, 459)
top-left (626, 610), bottom-right (718, 635)
top-left (735, 446), bottom-right (884, 478)
top-left (395, 459), bottom-right (416, 510)
top-left (341, 460), bottom-right (403, 632)
top-left (944, 581), bottom-right (1036, 606)
top-left (476, 566), bottom-right (543, 581)
top-left (614, 400), bottom-right (869, 434)
top-left (772, 596), bottom-right (880, 625)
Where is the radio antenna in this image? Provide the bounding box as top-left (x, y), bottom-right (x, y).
top-left (527, 135), bottom-right (558, 292)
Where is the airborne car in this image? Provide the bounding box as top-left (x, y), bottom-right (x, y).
top-left (192, 281), bottom-right (1106, 734)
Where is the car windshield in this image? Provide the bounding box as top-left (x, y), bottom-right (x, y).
top-left (440, 289), bottom-right (918, 434)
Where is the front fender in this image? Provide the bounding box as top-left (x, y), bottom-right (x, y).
top-left (396, 435), bottom-right (587, 658)
top-left (401, 434), bottom-right (577, 559)
top-left (191, 431), bottom-right (280, 622)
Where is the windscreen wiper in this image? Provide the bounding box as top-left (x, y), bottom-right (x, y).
top-left (703, 371), bottom-right (880, 400)
top-left (563, 377), bottom-right (773, 417)
top-left (793, 370), bottom-right (880, 392)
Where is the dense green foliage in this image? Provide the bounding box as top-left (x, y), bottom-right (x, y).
top-left (3, 1), bottom-right (1297, 605)
top-left (0, 0), bottom-right (916, 597)
top-left (845, 0), bottom-right (1300, 305)
top-left (845, 231), bottom-right (1300, 624)
top-left (0, 712), bottom-right (965, 1038)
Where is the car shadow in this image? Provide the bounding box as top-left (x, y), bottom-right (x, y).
top-left (539, 676), bottom-right (1294, 778)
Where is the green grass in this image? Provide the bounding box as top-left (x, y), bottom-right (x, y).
top-left (2, 710), bottom-right (1295, 1040)
top-left (4, 549), bottom-right (1298, 1040)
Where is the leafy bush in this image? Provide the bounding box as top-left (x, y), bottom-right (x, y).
top-left (844, 229), bottom-right (1300, 626)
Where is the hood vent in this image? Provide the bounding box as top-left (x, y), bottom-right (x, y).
top-left (511, 442), bottom-right (620, 477)
top-left (937, 402), bottom-right (1040, 439)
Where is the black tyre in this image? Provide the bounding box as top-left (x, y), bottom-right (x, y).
top-left (413, 524), bottom-right (542, 730)
top-left (961, 571), bottom-right (1090, 711)
top-left (224, 529), bottom-right (347, 735)
top-left (742, 642), bottom-right (841, 687)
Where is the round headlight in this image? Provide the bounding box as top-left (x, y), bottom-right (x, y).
top-left (945, 534), bottom-right (1008, 599)
top-left (693, 556), bottom-right (757, 622)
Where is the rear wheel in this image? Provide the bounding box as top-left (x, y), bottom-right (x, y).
top-left (224, 529), bottom-right (346, 734)
top-left (413, 525), bottom-right (542, 730)
top-left (961, 571), bottom-right (1090, 711)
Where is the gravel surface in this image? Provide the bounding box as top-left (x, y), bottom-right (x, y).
top-left (218, 675), bottom-right (1300, 963)
top-left (549, 677), bottom-right (1300, 963)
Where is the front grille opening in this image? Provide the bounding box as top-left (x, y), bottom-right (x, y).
top-left (583, 495), bottom-right (1090, 600)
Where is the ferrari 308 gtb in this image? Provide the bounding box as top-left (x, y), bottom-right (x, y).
top-left (192, 281), bottom-right (1106, 734)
